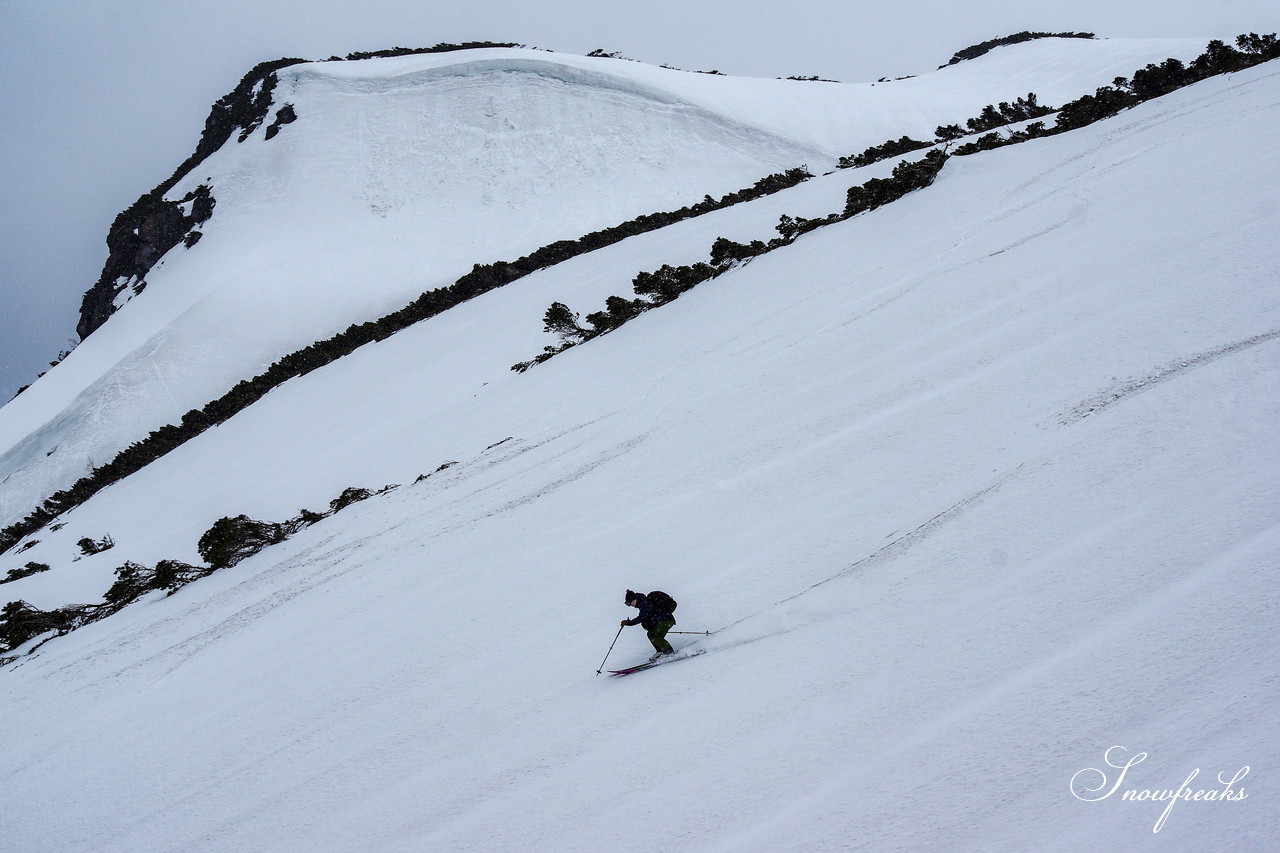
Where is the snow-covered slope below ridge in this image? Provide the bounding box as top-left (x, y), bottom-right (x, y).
top-left (1, 56), bottom-right (1277, 852)
top-left (0, 37), bottom-right (1209, 528)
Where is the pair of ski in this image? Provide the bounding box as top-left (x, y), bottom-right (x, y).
top-left (608, 647), bottom-right (706, 676)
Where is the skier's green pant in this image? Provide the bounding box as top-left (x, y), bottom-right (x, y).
top-left (648, 619), bottom-right (676, 655)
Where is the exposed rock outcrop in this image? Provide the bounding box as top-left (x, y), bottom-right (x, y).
top-left (76, 58), bottom-right (306, 340)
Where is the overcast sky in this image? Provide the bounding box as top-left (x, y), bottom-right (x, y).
top-left (2, 0), bottom-right (1277, 402)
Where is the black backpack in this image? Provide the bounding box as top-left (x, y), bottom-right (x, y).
top-left (647, 590), bottom-right (677, 614)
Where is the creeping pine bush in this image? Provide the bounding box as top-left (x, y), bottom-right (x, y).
top-left (941, 31), bottom-right (1095, 67)
top-left (77, 534), bottom-right (115, 556)
top-left (841, 95), bottom-right (1052, 167)
top-left (839, 136), bottom-right (933, 169)
top-left (844, 150), bottom-right (948, 217)
top-left (152, 559), bottom-right (205, 591)
top-left (0, 600), bottom-right (98, 653)
top-left (329, 487), bottom-right (374, 513)
top-left (0, 601), bottom-right (65, 651)
top-left (543, 303), bottom-right (590, 344)
top-left (2, 563), bottom-right (51, 585)
top-left (197, 515), bottom-right (287, 569)
top-left (103, 562), bottom-right (152, 606)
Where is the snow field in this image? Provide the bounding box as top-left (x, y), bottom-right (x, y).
top-left (0, 53), bottom-right (1277, 852)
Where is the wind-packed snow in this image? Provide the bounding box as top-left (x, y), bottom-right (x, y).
top-left (1, 49), bottom-right (1277, 852)
top-left (0, 38), bottom-right (1208, 528)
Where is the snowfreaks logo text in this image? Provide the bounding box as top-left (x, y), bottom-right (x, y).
top-left (1070, 746), bottom-right (1249, 833)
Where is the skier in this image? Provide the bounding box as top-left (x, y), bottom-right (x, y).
top-left (621, 589), bottom-right (677, 661)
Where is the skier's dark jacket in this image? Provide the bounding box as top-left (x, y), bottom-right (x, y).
top-left (623, 592), bottom-right (676, 631)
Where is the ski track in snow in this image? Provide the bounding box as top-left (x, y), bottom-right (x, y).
top-left (1059, 328), bottom-right (1280, 426)
top-left (42, 422), bottom-right (653, 689)
top-left (709, 461), bottom-right (1036, 637)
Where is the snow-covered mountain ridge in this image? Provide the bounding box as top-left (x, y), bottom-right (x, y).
top-left (0, 37), bottom-right (1209, 533)
top-left (0, 36), bottom-right (1277, 852)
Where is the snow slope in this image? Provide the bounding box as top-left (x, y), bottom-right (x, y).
top-left (0, 38), bottom-right (1209, 529)
top-left (0, 51), bottom-right (1277, 851)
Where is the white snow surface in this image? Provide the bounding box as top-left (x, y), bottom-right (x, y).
top-left (0, 38), bottom-right (1209, 527)
top-left (1, 49), bottom-right (1278, 852)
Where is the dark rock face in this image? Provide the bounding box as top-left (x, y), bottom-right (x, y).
top-left (264, 104), bottom-right (297, 140)
top-left (76, 57), bottom-right (306, 341)
top-left (135, 205), bottom-right (185, 261)
top-left (75, 185), bottom-right (218, 339)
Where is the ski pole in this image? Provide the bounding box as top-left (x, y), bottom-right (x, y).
top-left (596, 625), bottom-right (624, 675)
